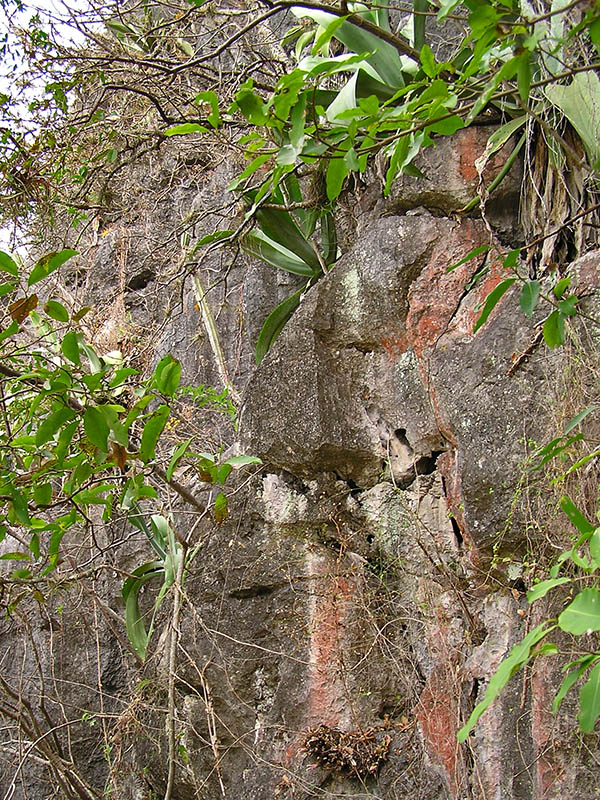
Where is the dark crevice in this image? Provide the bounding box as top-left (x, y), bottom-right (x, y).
top-left (414, 449), bottom-right (445, 476)
top-left (126, 269), bottom-right (154, 291)
top-left (450, 516), bottom-right (463, 547)
top-left (394, 428), bottom-right (410, 447)
top-left (229, 585), bottom-right (276, 599)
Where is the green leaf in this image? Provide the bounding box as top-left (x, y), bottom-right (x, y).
top-left (0, 552), bottom-right (30, 561)
top-left (559, 589), bottom-right (600, 635)
top-left (559, 296), bottom-right (578, 316)
top-left (545, 72), bottom-right (600, 167)
top-left (542, 309), bottom-right (565, 348)
top-left (326, 155), bottom-right (349, 201)
top-left (228, 153), bottom-right (272, 192)
top-left (166, 439), bottom-right (192, 482)
top-left (473, 278), bottom-right (517, 333)
top-left (84, 406), bottom-right (110, 452)
top-left (140, 405), bottom-right (170, 463)
top-left (526, 577), bottom-right (571, 603)
top-left (36, 406), bottom-right (76, 447)
top-left (560, 496), bottom-right (595, 536)
top-left (214, 491), bottom-right (228, 523)
top-left (589, 529), bottom-right (600, 568)
top-left (0, 251), bottom-right (18, 277)
top-left (33, 483), bottom-right (53, 506)
top-left (553, 276), bottom-right (571, 299)
top-left (61, 331), bottom-right (81, 364)
top-left (579, 662), bottom-right (600, 732)
top-left (28, 249), bottom-right (77, 286)
top-left (12, 490), bottom-right (30, 525)
top-left (164, 123), bottom-right (208, 136)
top-left (154, 355), bottom-right (181, 397)
top-left (223, 455), bottom-right (262, 468)
top-left (29, 532), bottom-right (40, 559)
top-left (413, 0), bottom-right (428, 51)
top-left (254, 205), bottom-right (321, 272)
top-left (420, 43), bottom-right (436, 77)
top-left (0, 320), bottom-right (18, 343)
top-left (457, 622), bottom-right (556, 741)
top-left (44, 300), bottom-right (69, 322)
top-left (122, 560), bottom-right (164, 659)
top-left (486, 116), bottom-right (528, 155)
top-left (553, 655), bottom-right (597, 714)
top-left (565, 406), bottom-right (597, 434)
top-left (517, 52), bottom-right (531, 104)
top-left (242, 230), bottom-right (315, 277)
top-left (195, 230), bottom-right (234, 248)
top-left (195, 90), bottom-right (220, 128)
top-left (519, 280), bottom-right (540, 317)
top-left (256, 286), bottom-right (304, 364)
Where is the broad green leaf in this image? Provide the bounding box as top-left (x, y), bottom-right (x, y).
top-left (214, 491), bottom-right (228, 523)
top-left (0, 552), bottom-right (30, 560)
top-left (195, 230), bottom-right (234, 247)
top-left (579, 662), bottom-right (600, 732)
top-left (519, 280), bottom-right (540, 317)
top-left (553, 276), bottom-right (571, 298)
top-left (256, 286), bottom-right (304, 364)
top-left (154, 354), bottom-right (181, 397)
top-left (542, 309), bottom-right (564, 348)
top-left (559, 296), bottom-right (578, 316)
top-left (292, 8), bottom-right (410, 85)
top-left (254, 205), bottom-right (321, 272)
top-left (29, 533), bottom-right (40, 559)
top-left (526, 577), bottom-right (571, 603)
top-left (473, 278), bottom-right (517, 333)
top-left (321, 212), bottom-right (338, 266)
top-left (312, 15), bottom-right (345, 55)
top-left (33, 483), bottom-right (53, 506)
top-left (427, 115), bottom-right (464, 135)
top-left (44, 300), bottom-right (69, 322)
top-left (545, 72), bottom-right (600, 167)
top-left (140, 404), bottom-right (170, 463)
top-left (560, 496), bottom-right (595, 536)
top-left (36, 406), bottom-right (76, 447)
top-left (553, 655), bottom-right (597, 713)
top-left (326, 72), bottom-right (358, 124)
top-left (165, 123), bottom-right (208, 136)
top-left (166, 439), bottom-right (192, 482)
top-left (12, 490), bottom-right (30, 525)
top-left (84, 406), bottom-right (110, 452)
top-left (0, 251), bottom-right (18, 277)
top-left (61, 331), bottom-right (80, 364)
top-left (242, 229), bottom-right (314, 276)
top-left (420, 43), bottom-right (436, 77)
top-left (326, 154), bottom-right (350, 201)
top-left (28, 249), bottom-right (77, 286)
top-left (559, 588), bottom-right (600, 635)
top-left (457, 622), bottom-right (556, 741)
top-left (486, 115), bottom-right (527, 154)
top-left (0, 320), bottom-right (19, 343)
top-left (0, 282), bottom-right (16, 297)
top-left (122, 560), bottom-right (164, 659)
top-left (228, 153), bottom-right (272, 192)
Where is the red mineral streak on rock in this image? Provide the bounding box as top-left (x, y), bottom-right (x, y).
top-left (380, 328), bottom-right (409, 361)
top-left (306, 553), bottom-right (356, 729)
top-left (405, 220), bottom-right (489, 359)
top-left (417, 668), bottom-right (463, 797)
top-left (530, 657), bottom-right (561, 797)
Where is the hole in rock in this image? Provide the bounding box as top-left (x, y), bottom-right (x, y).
top-left (366, 533), bottom-right (375, 544)
top-left (450, 516), bottom-right (463, 547)
top-left (415, 449), bottom-right (445, 476)
top-left (126, 269), bottom-right (154, 291)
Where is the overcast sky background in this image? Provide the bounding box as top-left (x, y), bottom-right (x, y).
top-left (0, 0), bottom-right (89, 253)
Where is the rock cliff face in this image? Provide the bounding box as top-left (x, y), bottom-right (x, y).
top-left (2, 124), bottom-right (600, 800)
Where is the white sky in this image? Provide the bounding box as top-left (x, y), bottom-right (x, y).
top-left (0, 0), bottom-right (90, 252)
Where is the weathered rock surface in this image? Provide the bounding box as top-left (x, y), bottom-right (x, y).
top-left (2, 119), bottom-right (599, 800)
